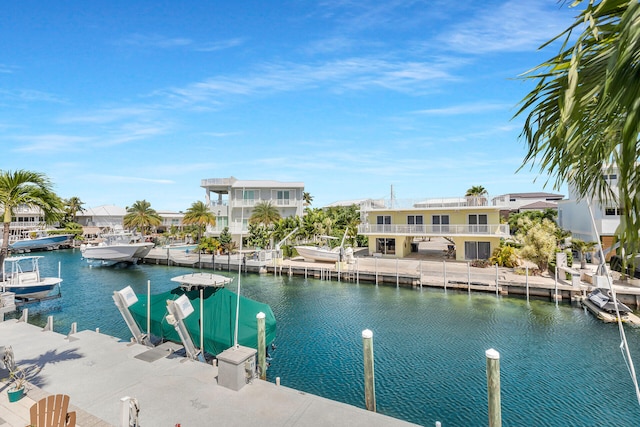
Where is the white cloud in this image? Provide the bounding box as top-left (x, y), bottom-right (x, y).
top-left (414, 102), bottom-right (512, 115)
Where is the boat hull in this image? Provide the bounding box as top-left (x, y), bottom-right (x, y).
top-left (294, 246), bottom-right (340, 262)
top-left (81, 243), bottom-right (154, 264)
top-left (10, 234), bottom-right (73, 252)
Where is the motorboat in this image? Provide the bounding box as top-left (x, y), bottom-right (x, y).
top-left (0, 256), bottom-right (62, 300)
top-left (80, 231), bottom-right (154, 266)
top-left (294, 245), bottom-right (353, 263)
top-left (9, 230), bottom-right (73, 253)
top-left (117, 273), bottom-right (277, 357)
top-left (583, 288), bottom-right (633, 323)
top-left (295, 228), bottom-right (353, 263)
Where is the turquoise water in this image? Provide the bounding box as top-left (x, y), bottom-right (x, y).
top-left (15, 249), bottom-right (640, 426)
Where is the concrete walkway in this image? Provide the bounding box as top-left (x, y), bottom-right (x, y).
top-left (0, 320), bottom-right (417, 427)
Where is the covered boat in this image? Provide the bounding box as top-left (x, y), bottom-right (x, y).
top-left (126, 274), bottom-right (276, 357)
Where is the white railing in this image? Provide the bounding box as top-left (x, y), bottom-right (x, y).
top-left (360, 197), bottom-right (498, 210)
top-left (358, 223), bottom-right (510, 236)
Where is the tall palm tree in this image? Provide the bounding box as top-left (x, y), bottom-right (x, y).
top-left (64, 196), bottom-right (85, 224)
top-left (516, 0), bottom-right (640, 260)
top-left (465, 186), bottom-right (487, 197)
top-left (183, 200), bottom-right (216, 242)
top-left (0, 170), bottom-right (63, 265)
top-left (249, 202), bottom-right (281, 226)
top-left (302, 192), bottom-right (313, 206)
top-left (123, 200), bottom-right (162, 236)
top-left (571, 238), bottom-right (598, 269)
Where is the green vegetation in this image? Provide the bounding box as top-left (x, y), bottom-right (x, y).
top-left (0, 170), bottom-right (64, 265)
top-left (183, 200), bottom-right (216, 243)
top-left (124, 200), bottom-right (162, 236)
top-left (249, 201), bottom-right (281, 226)
top-left (516, 0), bottom-right (640, 266)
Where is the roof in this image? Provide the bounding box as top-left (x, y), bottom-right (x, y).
top-left (230, 179), bottom-right (304, 189)
top-left (498, 192), bottom-right (564, 200)
top-left (519, 201), bottom-right (559, 210)
top-left (79, 205), bottom-right (127, 217)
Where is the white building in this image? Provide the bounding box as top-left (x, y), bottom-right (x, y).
top-left (201, 177), bottom-right (305, 240)
top-left (557, 168), bottom-right (620, 256)
top-left (491, 192), bottom-right (564, 212)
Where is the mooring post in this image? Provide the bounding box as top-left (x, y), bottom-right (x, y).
top-left (362, 329), bottom-right (376, 412)
top-left (467, 262), bottom-right (471, 294)
top-left (443, 260), bottom-right (447, 290)
top-left (18, 308), bottom-right (28, 323)
top-left (43, 315), bottom-right (54, 332)
top-left (419, 261), bottom-right (423, 290)
top-left (257, 312), bottom-right (266, 380)
top-left (554, 265), bottom-right (558, 303)
top-left (495, 264), bottom-right (499, 297)
top-left (525, 266), bottom-right (529, 302)
top-left (395, 259), bottom-right (399, 288)
top-left (356, 258), bottom-right (360, 284)
top-left (375, 258), bottom-right (378, 286)
top-left (486, 348), bottom-right (502, 427)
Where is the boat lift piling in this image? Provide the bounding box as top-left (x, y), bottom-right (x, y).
top-left (362, 329), bottom-right (376, 412)
top-left (257, 312), bottom-right (266, 380)
top-left (486, 348), bottom-right (502, 427)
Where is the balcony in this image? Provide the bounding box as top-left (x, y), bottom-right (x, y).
top-left (358, 223), bottom-right (509, 237)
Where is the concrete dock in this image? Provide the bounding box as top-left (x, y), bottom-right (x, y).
top-left (0, 320), bottom-right (417, 427)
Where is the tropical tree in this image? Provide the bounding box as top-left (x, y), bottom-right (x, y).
top-left (247, 223), bottom-right (270, 249)
top-left (518, 217), bottom-right (560, 273)
top-left (62, 196), bottom-right (85, 225)
top-left (249, 202), bottom-right (281, 226)
top-left (465, 186), bottom-right (488, 197)
top-left (571, 238), bottom-right (598, 269)
top-left (0, 170), bottom-right (63, 265)
top-left (123, 200), bottom-right (162, 236)
top-left (183, 200), bottom-right (216, 242)
top-left (218, 226), bottom-right (233, 252)
top-left (516, 0), bottom-right (640, 264)
top-left (302, 192), bottom-right (313, 206)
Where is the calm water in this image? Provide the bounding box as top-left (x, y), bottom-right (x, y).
top-left (13, 249), bottom-right (640, 426)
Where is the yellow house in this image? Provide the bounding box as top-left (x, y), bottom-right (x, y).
top-left (357, 197), bottom-right (510, 261)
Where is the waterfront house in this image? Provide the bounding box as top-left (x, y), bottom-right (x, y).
top-left (557, 166), bottom-right (621, 258)
top-left (201, 177), bottom-right (305, 242)
top-left (357, 196), bottom-right (509, 260)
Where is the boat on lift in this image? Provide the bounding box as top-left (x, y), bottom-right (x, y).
top-left (80, 228), bottom-right (154, 266)
top-left (0, 256), bottom-right (62, 300)
top-left (9, 230), bottom-right (73, 253)
top-left (295, 228), bottom-right (353, 263)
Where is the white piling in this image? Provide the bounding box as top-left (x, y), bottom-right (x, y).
top-left (356, 258), bottom-right (360, 284)
top-left (147, 280), bottom-right (151, 339)
top-left (395, 259), bottom-right (399, 288)
top-left (375, 258), bottom-right (378, 286)
top-left (443, 260), bottom-right (447, 290)
top-left (69, 322), bottom-right (77, 335)
top-left (467, 262), bottom-right (471, 294)
top-left (495, 264), bottom-right (499, 297)
top-left (554, 265), bottom-right (559, 303)
top-left (362, 329), bottom-right (376, 412)
top-left (200, 289), bottom-right (204, 353)
top-left (486, 349), bottom-right (502, 427)
top-left (257, 312), bottom-right (266, 380)
top-left (18, 308), bottom-right (28, 323)
top-left (44, 315), bottom-right (54, 332)
top-left (419, 261), bottom-right (423, 290)
top-left (276, 377), bottom-right (281, 386)
top-left (525, 266), bottom-right (529, 302)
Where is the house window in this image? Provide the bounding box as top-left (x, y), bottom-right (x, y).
top-left (277, 190), bottom-right (290, 205)
top-left (408, 215), bottom-right (424, 232)
top-left (465, 241), bottom-right (491, 260)
top-left (432, 215), bottom-right (449, 233)
top-left (605, 207), bottom-right (622, 216)
top-left (376, 238), bottom-right (395, 255)
top-left (468, 214), bottom-right (488, 233)
top-left (377, 215), bottom-right (391, 232)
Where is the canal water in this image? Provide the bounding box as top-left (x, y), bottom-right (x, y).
top-left (13, 249), bottom-right (640, 426)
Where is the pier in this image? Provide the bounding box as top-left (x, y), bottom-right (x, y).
top-left (0, 320), bottom-right (417, 426)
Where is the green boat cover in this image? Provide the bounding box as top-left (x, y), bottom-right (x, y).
top-left (128, 286), bottom-right (276, 356)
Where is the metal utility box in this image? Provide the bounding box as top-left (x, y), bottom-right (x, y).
top-left (216, 346), bottom-right (257, 391)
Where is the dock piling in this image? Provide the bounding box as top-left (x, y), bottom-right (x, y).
top-left (467, 262), bottom-right (471, 294)
top-left (486, 348), bottom-right (502, 427)
top-left (18, 308), bottom-right (28, 323)
top-left (257, 312), bottom-right (266, 380)
top-left (44, 315), bottom-right (54, 332)
top-left (362, 329), bottom-right (376, 412)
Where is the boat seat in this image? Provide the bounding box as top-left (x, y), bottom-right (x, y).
top-left (19, 272), bottom-right (39, 284)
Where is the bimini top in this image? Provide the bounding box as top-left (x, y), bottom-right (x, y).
top-left (170, 273), bottom-right (233, 291)
top-left (128, 285), bottom-right (276, 356)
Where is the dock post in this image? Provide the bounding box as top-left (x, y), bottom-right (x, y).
top-left (467, 262), bottom-right (471, 294)
top-left (362, 329), bottom-right (376, 412)
top-left (257, 312), bottom-right (266, 380)
top-left (396, 259), bottom-right (399, 288)
top-left (305, 266), bottom-right (307, 279)
top-left (495, 264), bottom-right (499, 297)
top-left (485, 348), bottom-right (502, 427)
top-left (276, 377), bottom-right (280, 386)
top-left (375, 258), bottom-right (378, 286)
top-left (68, 322), bottom-right (77, 337)
top-left (554, 265), bottom-right (559, 303)
top-left (443, 260), bottom-right (447, 290)
top-left (419, 261), bottom-right (423, 290)
top-left (356, 259), bottom-right (359, 284)
top-left (44, 315), bottom-right (54, 332)
top-left (18, 308), bottom-right (28, 323)
top-left (200, 289), bottom-right (204, 353)
top-left (525, 266), bottom-right (529, 302)
top-left (147, 280), bottom-right (151, 339)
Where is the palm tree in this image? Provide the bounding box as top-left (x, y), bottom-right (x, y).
top-left (515, 0), bottom-right (640, 260)
top-left (63, 196), bottom-right (85, 224)
top-left (465, 185), bottom-right (487, 197)
top-left (571, 238), bottom-right (598, 269)
top-left (249, 202), bottom-right (281, 226)
top-left (302, 192), bottom-right (313, 207)
top-left (123, 200), bottom-right (161, 236)
top-left (0, 170), bottom-right (63, 265)
top-left (183, 200), bottom-right (216, 242)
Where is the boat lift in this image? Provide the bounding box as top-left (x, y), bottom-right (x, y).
top-left (113, 287), bottom-right (151, 347)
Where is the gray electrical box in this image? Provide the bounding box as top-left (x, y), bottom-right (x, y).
top-left (216, 346), bottom-right (257, 391)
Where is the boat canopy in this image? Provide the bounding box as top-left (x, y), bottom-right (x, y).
top-left (128, 286), bottom-right (276, 356)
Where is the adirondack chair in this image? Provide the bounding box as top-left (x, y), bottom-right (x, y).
top-left (29, 394), bottom-right (76, 427)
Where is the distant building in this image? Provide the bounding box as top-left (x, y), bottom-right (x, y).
top-left (491, 192), bottom-right (564, 213)
top-left (201, 177), bottom-right (305, 241)
top-left (156, 211), bottom-right (185, 234)
top-left (557, 167), bottom-right (621, 257)
top-left (357, 196), bottom-right (510, 260)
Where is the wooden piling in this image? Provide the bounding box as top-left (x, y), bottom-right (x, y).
top-left (257, 312), bottom-right (266, 380)
top-left (362, 329), bottom-right (376, 412)
top-left (486, 348), bottom-right (502, 427)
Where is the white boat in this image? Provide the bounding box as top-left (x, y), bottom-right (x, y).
top-left (9, 230), bottom-right (73, 253)
top-left (80, 231), bottom-right (154, 266)
top-left (295, 228), bottom-right (353, 263)
top-left (0, 256), bottom-right (62, 300)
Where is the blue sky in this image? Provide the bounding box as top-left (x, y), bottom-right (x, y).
top-left (1, 1), bottom-right (579, 211)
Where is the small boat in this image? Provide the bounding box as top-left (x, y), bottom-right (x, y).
top-left (583, 288), bottom-right (633, 323)
top-left (295, 228), bottom-right (353, 263)
top-left (0, 256), bottom-right (62, 300)
top-left (9, 230), bottom-right (73, 253)
top-left (80, 230), bottom-right (154, 266)
top-left (124, 273), bottom-right (276, 357)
